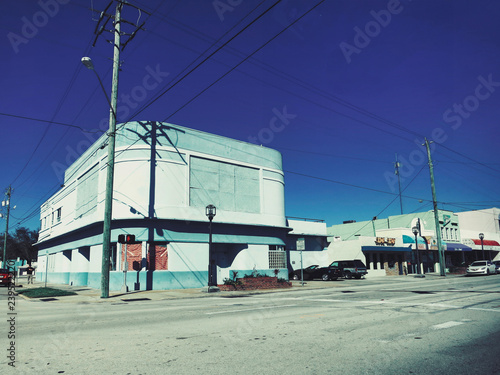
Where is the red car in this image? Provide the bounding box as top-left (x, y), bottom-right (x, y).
top-left (0, 269), bottom-right (13, 286)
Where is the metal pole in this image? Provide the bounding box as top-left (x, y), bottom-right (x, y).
top-left (101, 2), bottom-right (121, 298)
top-left (300, 250), bottom-right (304, 286)
top-left (414, 232), bottom-right (421, 275)
top-left (121, 243), bottom-right (128, 293)
top-left (424, 138), bottom-right (445, 276)
top-left (208, 217), bottom-right (213, 286)
top-left (395, 154), bottom-right (404, 215)
top-left (2, 186), bottom-right (11, 269)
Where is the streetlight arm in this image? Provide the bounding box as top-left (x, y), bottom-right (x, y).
top-left (92, 69), bottom-right (117, 123)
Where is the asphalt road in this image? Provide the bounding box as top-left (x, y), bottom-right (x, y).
top-left (1, 275), bottom-right (500, 374)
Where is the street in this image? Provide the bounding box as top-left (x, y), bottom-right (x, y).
top-left (2, 275), bottom-right (500, 374)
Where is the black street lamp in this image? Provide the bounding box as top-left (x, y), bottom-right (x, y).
top-left (479, 233), bottom-right (485, 260)
top-left (206, 205), bottom-right (216, 287)
top-left (412, 226), bottom-right (421, 275)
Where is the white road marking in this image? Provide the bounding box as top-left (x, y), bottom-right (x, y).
top-left (432, 321), bottom-right (464, 330)
top-left (205, 304), bottom-right (297, 315)
top-left (467, 307), bottom-right (500, 313)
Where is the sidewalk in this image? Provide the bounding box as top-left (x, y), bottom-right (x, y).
top-left (15, 273), bottom-right (459, 304)
top-left (14, 277), bottom-right (336, 303)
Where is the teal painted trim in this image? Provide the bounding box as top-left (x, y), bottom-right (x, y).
top-left (43, 272), bottom-right (70, 284)
top-left (108, 271), bottom-right (207, 291)
top-left (34, 268), bottom-right (290, 291)
top-left (69, 272), bottom-right (89, 286)
top-left (262, 169), bottom-right (284, 182)
top-left (87, 273), bottom-right (101, 289)
top-left (38, 233), bottom-right (104, 255)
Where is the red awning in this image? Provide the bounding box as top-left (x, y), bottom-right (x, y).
top-left (472, 239), bottom-right (500, 246)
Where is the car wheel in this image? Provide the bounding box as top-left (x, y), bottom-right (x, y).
top-left (487, 269), bottom-right (490, 276)
top-left (344, 272), bottom-right (352, 279)
top-left (292, 274), bottom-right (300, 280)
top-left (321, 273), bottom-right (330, 281)
top-left (354, 275), bottom-right (362, 279)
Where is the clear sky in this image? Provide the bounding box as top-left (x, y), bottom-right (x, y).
top-left (1, 0), bottom-right (499, 231)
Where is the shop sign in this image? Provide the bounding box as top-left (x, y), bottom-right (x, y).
top-left (375, 237), bottom-right (396, 246)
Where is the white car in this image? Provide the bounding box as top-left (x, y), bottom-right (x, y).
top-left (466, 260), bottom-right (496, 276)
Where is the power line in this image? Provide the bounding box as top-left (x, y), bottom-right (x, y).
top-left (0, 112), bottom-right (102, 134)
top-left (116, 0), bottom-right (284, 132)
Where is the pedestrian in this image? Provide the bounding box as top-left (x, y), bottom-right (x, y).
top-left (26, 264), bottom-right (35, 284)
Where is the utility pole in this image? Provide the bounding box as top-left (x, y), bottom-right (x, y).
top-left (2, 186), bottom-right (11, 268)
top-left (424, 138), bottom-right (445, 276)
top-left (92, 1), bottom-right (148, 298)
top-left (100, 1), bottom-right (121, 298)
top-left (394, 153), bottom-right (403, 215)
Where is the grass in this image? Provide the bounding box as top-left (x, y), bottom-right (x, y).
top-left (16, 287), bottom-right (77, 298)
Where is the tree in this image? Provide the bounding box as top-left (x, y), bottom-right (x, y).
top-left (1, 227), bottom-right (38, 263)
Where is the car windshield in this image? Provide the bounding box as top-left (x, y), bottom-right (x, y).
top-left (470, 261), bottom-right (486, 266)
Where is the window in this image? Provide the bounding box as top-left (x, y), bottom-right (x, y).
top-left (189, 156), bottom-right (260, 213)
top-left (268, 246), bottom-right (286, 269)
top-left (56, 208), bottom-right (62, 223)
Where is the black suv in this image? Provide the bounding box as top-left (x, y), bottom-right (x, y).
top-left (289, 264), bottom-right (343, 281)
top-left (328, 260), bottom-right (367, 279)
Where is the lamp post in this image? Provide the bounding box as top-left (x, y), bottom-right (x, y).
top-left (206, 205), bottom-right (216, 288)
top-left (412, 226), bottom-right (421, 275)
top-left (479, 233), bottom-right (485, 260)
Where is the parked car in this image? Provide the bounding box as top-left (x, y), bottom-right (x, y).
top-left (289, 264), bottom-right (343, 281)
top-left (0, 269), bottom-right (13, 286)
top-left (493, 260), bottom-right (500, 274)
top-left (328, 260), bottom-right (368, 279)
top-left (466, 260), bottom-right (496, 276)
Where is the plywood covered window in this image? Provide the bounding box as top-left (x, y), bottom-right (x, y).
top-left (76, 163), bottom-right (98, 219)
top-left (189, 156), bottom-right (260, 213)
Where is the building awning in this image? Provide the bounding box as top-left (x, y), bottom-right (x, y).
top-left (362, 246), bottom-right (412, 252)
top-left (445, 242), bottom-right (472, 251)
top-left (472, 239), bottom-right (500, 246)
top-left (402, 235), bottom-right (427, 244)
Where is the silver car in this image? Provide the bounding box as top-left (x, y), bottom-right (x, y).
top-left (466, 260), bottom-right (496, 276)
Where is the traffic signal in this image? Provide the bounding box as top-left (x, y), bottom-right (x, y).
top-left (118, 234), bottom-right (136, 244)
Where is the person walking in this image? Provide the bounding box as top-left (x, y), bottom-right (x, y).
top-left (26, 264), bottom-right (35, 284)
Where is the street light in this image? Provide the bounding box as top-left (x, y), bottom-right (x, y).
top-left (81, 57), bottom-right (116, 120)
top-left (206, 205), bottom-right (216, 288)
top-left (412, 226), bottom-right (421, 275)
top-left (479, 233), bottom-right (485, 260)
top-left (81, 54), bottom-right (120, 298)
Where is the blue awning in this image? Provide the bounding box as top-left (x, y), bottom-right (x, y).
top-left (445, 242), bottom-right (472, 251)
top-left (402, 235), bottom-right (426, 244)
top-left (362, 246), bottom-right (412, 252)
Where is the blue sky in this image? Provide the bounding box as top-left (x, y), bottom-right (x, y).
top-left (1, 0), bottom-right (499, 231)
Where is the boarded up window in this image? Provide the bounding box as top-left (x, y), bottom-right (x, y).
top-left (189, 156), bottom-right (260, 213)
top-left (148, 244), bottom-right (168, 270)
top-left (76, 164), bottom-right (98, 219)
